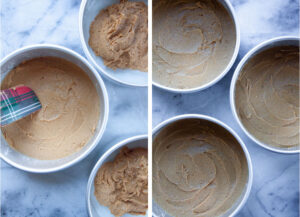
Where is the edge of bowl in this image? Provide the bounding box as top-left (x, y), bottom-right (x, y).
top-left (79, 0), bottom-right (148, 88)
top-left (0, 44), bottom-right (110, 173)
top-left (86, 134), bottom-right (148, 217)
top-left (152, 0), bottom-right (241, 93)
top-left (230, 36), bottom-right (300, 154)
top-left (152, 114), bottom-right (253, 217)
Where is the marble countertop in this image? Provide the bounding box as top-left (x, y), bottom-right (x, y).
top-left (1, 0), bottom-right (147, 216)
top-left (0, 0), bottom-right (299, 217)
top-left (153, 0), bottom-right (299, 217)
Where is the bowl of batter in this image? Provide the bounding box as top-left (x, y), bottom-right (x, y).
top-left (87, 135), bottom-right (148, 217)
top-left (0, 44), bottom-right (109, 173)
top-left (230, 36), bottom-right (300, 154)
top-left (152, 0), bottom-right (240, 93)
top-left (152, 114), bottom-right (252, 217)
top-left (79, 0), bottom-right (148, 87)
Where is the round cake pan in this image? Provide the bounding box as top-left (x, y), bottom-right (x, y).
top-left (230, 36), bottom-right (300, 154)
top-left (86, 134), bottom-right (148, 217)
top-left (0, 44), bottom-right (109, 173)
top-left (152, 114), bottom-right (253, 217)
top-left (79, 0), bottom-right (148, 87)
top-left (152, 0), bottom-right (240, 93)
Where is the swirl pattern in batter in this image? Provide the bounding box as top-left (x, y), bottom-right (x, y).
top-left (153, 119), bottom-right (248, 217)
top-left (1, 57), bottom-right (100, 160)
top-left (153, 0), bottom-right (236, 89)
top-left (235, 45), bottom-right (299, 149)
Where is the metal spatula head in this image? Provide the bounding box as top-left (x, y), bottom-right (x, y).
top-left (0, 86), bottom-right (42, 126)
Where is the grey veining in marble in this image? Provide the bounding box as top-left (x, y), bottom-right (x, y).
top-left (0, 0), bottom-right (300, 217)
top-left (153, 0), bottom-right (299, 217)
top-left (1, 0), bottom-right (147, 217)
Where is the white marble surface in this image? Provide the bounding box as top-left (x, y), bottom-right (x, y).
top-left (153, 0), bottom-right (299, 217)
top-left (0, 0), bottom-right (299, 217)
top-left (0, 0), bottom-right (147, 216)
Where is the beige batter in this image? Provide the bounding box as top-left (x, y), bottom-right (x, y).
top-left (153, 0), bottom-right (236, 89)
top-left (153, 119), bottom-right (248, 217)
top-left (235, 45), bottom-right (299, 149)
top-left (94, 147), bottom-right (148, 217)
top-left (89, 0), bottom-right (148, 72)
top-left (1, 57), bottom-right (100, 160)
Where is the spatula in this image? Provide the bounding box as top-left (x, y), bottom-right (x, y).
top-left (0, 86), bottom-right (42, 126)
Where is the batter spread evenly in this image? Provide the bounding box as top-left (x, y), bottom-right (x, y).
top-left (1, 57), bottom-right (100, 160)
top-left (235, 45), bottom-right (299, 149)
top-left (153, 0), bottom-right (236, 89)
top-left (153, 119), bottom-right (248, 217)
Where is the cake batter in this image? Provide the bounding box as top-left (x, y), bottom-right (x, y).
top-left (153, 0), bottom-right (236, 89)
top-left (1, 57), bottom-right (100, 160)
top-left (153, 119), bottom-right (248, 217)
top-left (89, 0), bottom-right (148, 72)
top-left (235, 45), bottom-right (299, 149)
top-left (94, 147), bottom-right (148, 217)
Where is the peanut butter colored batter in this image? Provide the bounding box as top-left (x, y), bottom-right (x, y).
top-left (235, 45), bottom-right (299, 149)
top-left (94, 147), bottom-right (148, 217)
top-left (153, 0), bottom-right (236, 89)
top-left (153, 119), bottom-right (248, 217)
top-left (1, 57), bottom-right (100, 160)
top-left (89, 0), bottom-right (148, 71)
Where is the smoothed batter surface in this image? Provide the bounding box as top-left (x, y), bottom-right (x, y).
top-left (235, 45), bottom-right (299, 149)
top-left (1, 57), bottom-right (100, 160)
top-left (153, 0), bottom-right (236, 89)
top-left (89, 0), bottom-right (148, 72)
top-left (94, 147), bottom-right (148, 217)
top-left (153, 119), bottom-right (248, 217)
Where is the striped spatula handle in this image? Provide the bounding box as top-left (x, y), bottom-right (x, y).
top-left (0, 86), bottom-right (42, 126)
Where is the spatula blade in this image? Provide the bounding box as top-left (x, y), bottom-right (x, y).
top-left (0, 86), bottom-right (42, 126)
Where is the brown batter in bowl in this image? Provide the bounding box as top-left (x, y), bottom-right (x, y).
top-left (153, 118), bottom-right (249, 217)
top-left (235, 45), bottom-right (299, 149)
top-left (94, 146), bottom-right (148, 217)
top-left (1, 57), bottom-right (100, 160)
top-left (153, 0), bottom-right (236, 90)
top-left (89, 0), bottom-right (148, 72)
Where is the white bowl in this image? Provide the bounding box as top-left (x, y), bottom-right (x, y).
top-left (152, 114), bottom-right (253, 217)
top-left (152, 0), bottom-right (240, 93)
top-left (230, 36), bottom-right (300, 154)
top-left (0, 44), bottom-right (109, 173)
top-left (79, 0), bottom-right (148, 87)
top-left (87, 135), bottom-right (148, 217)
